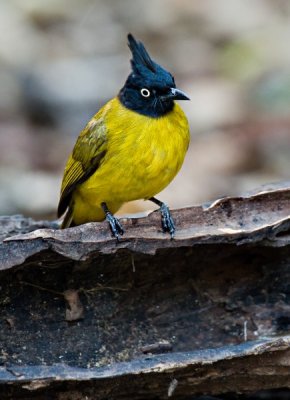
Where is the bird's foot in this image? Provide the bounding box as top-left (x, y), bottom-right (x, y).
top-left (105, 212), bottom-right (124, 240)
top-left (160, 203), bottom-right (175, 239)
top-left (148, 197), bottom-right (176, 239)
top-left (101, 202), bottom-right (124, 240)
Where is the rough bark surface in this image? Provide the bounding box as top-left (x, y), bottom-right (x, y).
top-left (1, 181), bottom-right (290, 399)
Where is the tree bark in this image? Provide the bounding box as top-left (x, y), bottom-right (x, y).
top-left (1, 181), bottom-right (290, 399)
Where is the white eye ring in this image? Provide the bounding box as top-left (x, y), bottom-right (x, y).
top-left (140, 88), bottom-right (151, 97)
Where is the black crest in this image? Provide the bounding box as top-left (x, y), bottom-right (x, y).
top-left (127, 33), bottom-right (156, 74)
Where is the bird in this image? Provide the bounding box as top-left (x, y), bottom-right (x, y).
top-left (57, 33), bottom-right (190, 239)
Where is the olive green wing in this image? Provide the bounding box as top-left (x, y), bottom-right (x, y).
top-left (57, 117), bottom-right (107, 218)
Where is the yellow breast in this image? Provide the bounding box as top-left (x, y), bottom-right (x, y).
top-left (74, 97), bottom-right (189, 222)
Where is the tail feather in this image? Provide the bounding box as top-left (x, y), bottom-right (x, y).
top-left (61, 206), bottom-right (75, 229)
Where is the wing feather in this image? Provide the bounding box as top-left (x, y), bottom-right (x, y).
top-left (57, 117), bottom-right (107, 217)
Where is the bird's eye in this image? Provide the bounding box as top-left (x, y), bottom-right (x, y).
top-left (140, 88), bottom-right (151, 97)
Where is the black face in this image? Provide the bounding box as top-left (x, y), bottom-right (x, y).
top-left (119, 76), bottom-right (175, 117)
top-left (119, 34), bottom-right (189, 118)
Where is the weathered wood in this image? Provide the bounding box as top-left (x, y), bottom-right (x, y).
top-left (2, 180), bottom-right (290, 270)
top-left (1, 181), bottom-right (290, 399)
top-left (0, 337), bottom-right (290, 400)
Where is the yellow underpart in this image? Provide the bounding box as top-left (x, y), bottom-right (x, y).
top-left (71, 97), bottom-right (190, 224)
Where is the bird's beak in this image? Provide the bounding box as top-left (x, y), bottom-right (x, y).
top-left (163, 87), bottom-right (190, 101)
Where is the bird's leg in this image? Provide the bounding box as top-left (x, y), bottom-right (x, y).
top-left (101, 202), bottom-right (124, 240)
top-left (149, 197), bottom-right (175, 239)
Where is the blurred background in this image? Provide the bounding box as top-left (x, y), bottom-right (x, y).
top-left (1, 0), bottom-right (290, 221)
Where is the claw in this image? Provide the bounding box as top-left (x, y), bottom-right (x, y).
top-left (105, 212), bottom-right (124, 240)
top-left (101, 202), bottom-right (124, 240)
top-left (160, 203), bottom-right (175, 239)
top-left (148, 197), bottom-right (176, 238)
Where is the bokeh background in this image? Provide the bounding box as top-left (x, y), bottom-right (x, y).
top-left (1, 0), bottom-right (290, 221)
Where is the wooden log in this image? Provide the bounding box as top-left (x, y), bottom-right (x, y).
top-left (1, 181), bottom-right (290, 399)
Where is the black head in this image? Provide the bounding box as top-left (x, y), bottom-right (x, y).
top-left (119, 34), bottom-right (189, 118)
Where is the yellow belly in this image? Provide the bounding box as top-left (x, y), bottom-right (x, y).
top-left (72, 98), bottom-right (189, 224)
